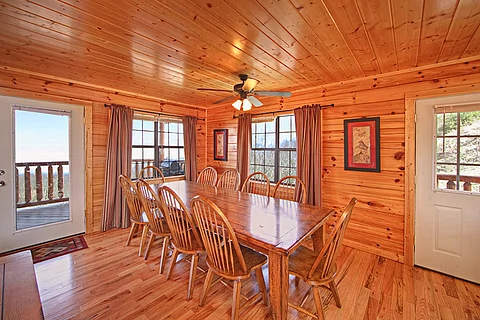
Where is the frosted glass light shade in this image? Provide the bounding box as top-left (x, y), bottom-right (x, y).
top-left (232, 99), bottom-right (242, 110)
top-left (242, 99), bottom-right (252, 111)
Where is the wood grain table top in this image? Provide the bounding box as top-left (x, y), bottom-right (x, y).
top-left (159, 180), bottom-right (334, 256)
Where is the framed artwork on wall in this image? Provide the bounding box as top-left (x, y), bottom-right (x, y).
top-left (214, 129), bottom-right (228, 161)
top-left (343, 117), bottom-right (380, 172)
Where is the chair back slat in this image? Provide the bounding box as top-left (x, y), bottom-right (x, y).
top-left (139, 165), bottom-right (165, 184)
top-left (191, 196), bottom-right (247, 275)
top-left (308, 198), bottom-right (357, 279)
top-left (118, 175), bottom-right (144, 223)
top-left (273, 176), bottom-right (307, 204)
top-left (136, 179), bottom-right (168, 234)
top-left (216, 169), bottom-right (240, 191)
top-left (241, 172), bottom-right (270, 196)
top-left (197, 167), bottom-right (218, 186)
top-left (158, 186), bottom-right (202, 251)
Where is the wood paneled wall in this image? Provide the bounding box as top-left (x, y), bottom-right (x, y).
top-left (206, 58), bottom-right (480, 262)
top-left (0, 68), bottom-right (206, 233)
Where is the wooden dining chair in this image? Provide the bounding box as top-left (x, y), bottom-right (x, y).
top-left (118, 175), bottom-right (149, 256)
top-left (288, 198), bottom-right (357, 319)
top-left (197, 166), bottom-right (218, 186)
top-left (216, 169), bottom-right (241, 191)
top-left (241, 172), bottom-right (270, 196)
top-left (157, 186), bottom-right (205, 300)
top-left (136, 179), bottom-right (171, 274)
top-left (273, 175), bottom-right (307, 204)
top-left (191, 196), bottom-right (268, 320)
top-left (139, 165), bottom-right (165, 184)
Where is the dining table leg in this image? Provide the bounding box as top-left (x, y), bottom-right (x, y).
top-left (268, 250), bottom-right (289, 320)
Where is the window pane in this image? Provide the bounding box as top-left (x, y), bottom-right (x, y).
top-left (144, 148), bottom-right (154, 160)
top-left (459, 111), bottom-right (480, 135)
top-left (265, 166), bottom-right (274, 181)
top-left (132, 148), bottom-right (142, 160)
top-left (170, 133), bottom-right (179, 146)
top-left (266, 133), bottom-right (275, 148)
top-left (179, 133), bottom-right (184, 147)
top-left (436, 138), bottom-right (456, 163)
top-left (143, 120), bottom-right (154, 131)
top-left (436, 113), bottom-right (457, 136)
top-left (132, 131), bottom-right (143, 145)
top-left (170, 122), bottom-right (179, 132)
top-left (179, 148), bottom-right (185, 161)
top-left (133, 119), bottom-right (143, 130)
top-left (279, 116), bottom-right (291, 132)
top-left (291, 151), bottom-right (297, 168)
top-left (250, 151), bottom-right (254, 163)
top-left (256, 134), bottom-right (266, 148)
top-left (280, 151), bottom-right (289, 167)
top-left (460, 137), bottom-right (480, 164)
top-left (265, 151), bottom-right (275, 166)
top-left (170, 149), bottom-right (179, 160)
top-left (279, 133), bottom-right (292, 148)
top-left (436, 164), bottom-right (457, 189)
top-left (143, 131), bottom-right (154, 146)
top-left (265, 121), bottom-right (275, 133)
top-left (256, 150), bottom-right (265, 165)
top-left (250, 164), bottom-right (255, 173)
top-left (460, 165), bottom-right (480, 192)
top-left (280, 167), bottom-right (290, 179)
top-left (257, 122), bottom-right (265, 133)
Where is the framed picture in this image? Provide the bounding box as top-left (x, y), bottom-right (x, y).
top-left (214, 129), bottom-right (228, 161)
top-left (344, 117), bottom-right (380, 172)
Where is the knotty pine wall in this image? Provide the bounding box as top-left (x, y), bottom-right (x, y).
top-left (0, 68), bottom-right (206, 233)
top-left (206, 58), bottom-right (480, 262)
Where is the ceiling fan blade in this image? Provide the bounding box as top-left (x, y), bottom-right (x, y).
top-left (254, 91), bottom-right (292, 97)
top-left (213, 95), bottom-right (238, 104)
top-left (197, 88), bottom-right (233, 93)
top-left (242, 78), bottom-right (259, 92)
top-left (247, 95), bottom-right (263, 107)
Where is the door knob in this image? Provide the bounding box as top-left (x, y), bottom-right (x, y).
top-left (0, 170), bottom-right (4, 175)
top-left (0, 181), bottom-right (5, 187)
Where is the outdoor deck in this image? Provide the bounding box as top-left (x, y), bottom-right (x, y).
top-left (16, 202), bottom-right (70, 230)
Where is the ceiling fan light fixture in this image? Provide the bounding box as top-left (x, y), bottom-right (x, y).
top-left (242, 98), bottom-right (252, 111)
top-left (232, 99), bottom-right (242, 110)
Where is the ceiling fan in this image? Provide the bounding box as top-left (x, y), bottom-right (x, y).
top-left (197, 74), bottom-right (292, 111)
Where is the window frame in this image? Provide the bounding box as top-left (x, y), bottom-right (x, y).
top-left (250, 115), bottom-right (296, 183)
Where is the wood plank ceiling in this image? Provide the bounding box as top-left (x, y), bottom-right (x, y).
top-left (1, 0), bottom-right (480, 108)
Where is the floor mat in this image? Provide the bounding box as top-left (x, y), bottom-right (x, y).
top-left (30, 235), bottom-right (88, 263)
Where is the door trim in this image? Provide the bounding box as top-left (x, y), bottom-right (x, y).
top-left (404, 85), bottom-right (480, 266)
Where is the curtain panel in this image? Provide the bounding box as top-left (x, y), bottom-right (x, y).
top-left (182, 116), bottom-right (198, 182)
top-left (294, 106), bottom-right (322, 206)
top-left (101, 104), bottom-right (134, 231)
top-left (236, 114), bottom-right (252, 185)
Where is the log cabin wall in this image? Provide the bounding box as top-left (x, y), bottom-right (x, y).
top-left (0, 68), bottom-right (206, 233)
top-left (206, 58), bottom-right (480, 262)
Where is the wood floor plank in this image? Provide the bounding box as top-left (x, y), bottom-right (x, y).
top-left (33, 228), bottom-right (480, 320)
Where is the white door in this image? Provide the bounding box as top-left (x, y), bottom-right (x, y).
top-left (416, 93), bottom-right (480, 284)
top-left (0, 95), bottom-right (85, 253)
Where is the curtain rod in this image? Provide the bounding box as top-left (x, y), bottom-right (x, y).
top-left (104, 103), bottom-right (205, 121)
top-left (232, 103), bottom-right (334, 119)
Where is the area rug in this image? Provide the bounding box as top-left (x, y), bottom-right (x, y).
top-left (30, 235), bottom-right (88, 263)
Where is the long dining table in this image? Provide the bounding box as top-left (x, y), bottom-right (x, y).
top-left (157, 180), bottom-right (335, 320)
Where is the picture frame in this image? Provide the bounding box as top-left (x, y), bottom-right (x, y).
top-left (214, 129), bottom-right (228, 161)
top-left (343, 117), bottom-right (380, 172)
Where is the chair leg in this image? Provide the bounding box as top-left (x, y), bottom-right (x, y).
top-left (200, 268), bottom-right (214, 307)
top-left (254, 268), bottom-right (268, 306)
top-left (126, 223), bottom-right (136, 246)
top-left (312, 286), bottom-right (325, 320)
top-left (166, 248), bottom-right (180, 280)
top-left (187, 253), bottom-right (199, 300)
top-left (144, 233), bottom-right (155, 260)
top-left (139, 225), bottom-right (149, 257)
top-left (231, 280), bottom-right (242, 320)
top-left (159, 236), bottom-right (170, 274)
top-left (329, 281), bottom-right (342, 308)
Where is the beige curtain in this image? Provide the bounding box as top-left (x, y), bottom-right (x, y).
top-left (182, 116), bottom-right (197, 181)
top-left (294, 106), bottom-right (322, 206)
top-left (101, 104), bottom-right (134, 231)
top-left (236, 114), bottom-right (252, 185)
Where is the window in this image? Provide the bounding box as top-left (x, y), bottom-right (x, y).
top-left (132, 113), bottom-right (185, 178)
top-left (250, 115), bottom-right (296, 182)
top-left (435, 106), bottom-right (480, 193)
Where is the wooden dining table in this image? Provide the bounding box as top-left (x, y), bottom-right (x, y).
top-left (157, 180), bottom-right (335, 320)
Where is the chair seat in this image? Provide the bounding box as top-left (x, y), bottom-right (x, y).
top-left (173, 230), bottom-right (204, 253)
top-left (208, 244), bottom-right (267, 279)
top-left (289, 246), bottom-right (336, 284)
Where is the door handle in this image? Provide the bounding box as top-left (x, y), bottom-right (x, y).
top-left (0, 181), bottom-right (5, 187)
top-left (0, 170), bottom-right (4, 175)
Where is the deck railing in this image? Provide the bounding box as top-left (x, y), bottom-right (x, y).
top-left (132, 159), bottom-right (154, 179)
top-left (16, 161), bottom-right (69, 208)
top-left (437, 174), bottom-right (480, 192)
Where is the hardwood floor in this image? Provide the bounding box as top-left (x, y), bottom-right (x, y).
top-left (34, 229), bottom-right (480, 320)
